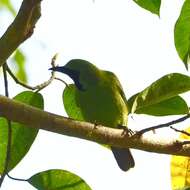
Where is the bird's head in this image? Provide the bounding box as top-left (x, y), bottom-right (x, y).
top-left (49, 59), bottom-right (101, 90)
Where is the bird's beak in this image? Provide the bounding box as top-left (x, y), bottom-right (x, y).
top-left (49, 66), bottom-right (73, 76)
top-left (49, 66), bottom-right (85, 91)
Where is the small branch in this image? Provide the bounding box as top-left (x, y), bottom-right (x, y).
top-left (170, 126), bottom-right (190, 137)
top-left (180, 141), bottom-right (190, 145)
top-left (136, 114), bottom-right (190, 136)
top-left (0, 64), bottom-right (12, 187)
top-left (0, 95), bottom-right (190, 157)
top-left (6, 65), bottom-right (37, 90)
top-left (0, 0), bottom-right (42, 66)
top-left (3, 64), bottom-right (9, 97)
top-left (6, 54), bottom-right (60, 92)
top-left (54, 77), bottom-right (69, 87)
top-left (7, 173), bottom-right (27, 182)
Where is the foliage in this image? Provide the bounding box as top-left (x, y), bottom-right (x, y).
top-left (174, 0), bottom-right (190, 69)
top-left (11, 50), bottom-right (27, 82)
top-left (28, 169), bottom-right (92, 190)
top-left (0, 0), bottom-right (190, 190)
top-left (0, 0), bottom-right (16, 15)
top-left (63, 84), bottom-right (84, 121)
top-left (128, 73), bottom-right (190, 116)
top-left (0, 91), bottom-right (43, 173)
top-left (133, 0), bottom-right (161, 15)
top-left (171, 128), bottom-right (190, 190)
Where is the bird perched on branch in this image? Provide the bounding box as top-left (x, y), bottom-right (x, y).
top-left (49, 59), bottom-right (134, 171)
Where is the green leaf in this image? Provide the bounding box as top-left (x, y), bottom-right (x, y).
top-left (133, 0), bottom-right (161, 16)
top-left (63, 84), bottom-right (84, 120)
top-left (129, 95), bottom-right (188, 116)
top-left (0, 0), bottom-right (16, 15)
top-left (12, 49), bottom-right (27, 83)
top-left (131, 73), bottom-right (190, 114)
top-left (28, 169), bottom-right (92, 190)
top-left (128, 93), bottom-right (138, 113)
top-left (174, 0), bottom-right (190, 69)
top-left (0, 91), bottom-right (44, 173)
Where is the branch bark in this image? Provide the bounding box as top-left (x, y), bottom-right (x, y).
top-left (0, 95), bottom-right (190, 157)
top-left (0, 0), bottom-right (42, 66)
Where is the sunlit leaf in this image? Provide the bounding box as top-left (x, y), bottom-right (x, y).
top-left (28, 169), bottom-right (92, 190)
top-left (131, 73), bottom-right (190, 114)
top-left (12, 49), bottom-right (27, 83)
top-left (129, 94), bottom-right (189, 116)
top-left (133, 0), bottom-right (161, 15)
top-left (171, 128), bottom-right (190, 190)
top-left (0, 0), bottom-right (16, 15)
top-left (174, 0), bottom-right (190, 69)
top-left (0, 91), bottom-right (44, 173)
top-left (63, 84), bottom-right (84, 120)
top-left (173, 187), bottom-right (190, 190)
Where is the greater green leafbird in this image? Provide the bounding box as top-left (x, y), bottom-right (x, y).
top-left (50, 59), bottom-right (135, 171)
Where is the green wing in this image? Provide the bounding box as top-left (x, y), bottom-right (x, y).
top-left (103, 71), bottom-right (129, 110)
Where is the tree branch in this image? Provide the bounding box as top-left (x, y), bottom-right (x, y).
top-left (0, 0), bottom-right (42, 66)
top-left (136, 114), bottom-right (190, 136)
top-left (170, 126), bottom-right (190, 136)
top-left (0, 95), bottom-right (190, 157)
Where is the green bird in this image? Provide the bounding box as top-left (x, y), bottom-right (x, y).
top-left (50, 59), bottom-right (135, 171)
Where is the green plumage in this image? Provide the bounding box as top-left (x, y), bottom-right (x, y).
top-left (51, 59), bottom-right (135, 171)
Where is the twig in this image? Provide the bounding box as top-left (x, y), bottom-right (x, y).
top-left (136, 114), bottom-right (190, 136)
top-left (6, 54), bottom-right (62, 92)
top-left (54, 77), bottom-right (69, 87)
top-left (3, 63), bottom-right (9, 97)
top-left (170, 126), bottom-right (190, 137)
top-left (6, 65), bottom-right (37, 90)
top-left (180, 141), bottom-right (190, 145)
top-left (7, 173), bottom-right (28, 182)
top-left (0, 63), bottom-right (12, 187)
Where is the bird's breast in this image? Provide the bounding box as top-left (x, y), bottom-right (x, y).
top-left (75, 85), bottom-right (128, 128)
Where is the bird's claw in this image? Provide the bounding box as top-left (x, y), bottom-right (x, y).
top-left (93, 120), bottom-right (100, 129)
top-left (117, 124), bottom-right (135, 137)
top-left (122, 128), bottom-right (135, 137)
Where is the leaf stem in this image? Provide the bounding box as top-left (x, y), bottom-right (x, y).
top-left (7, 173), bottom-right (28, 182)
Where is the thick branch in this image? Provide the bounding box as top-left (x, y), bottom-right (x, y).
top-left (0, 95), bottom-right (190, 156)
top-left (0, 0), bottom-right (42, 66)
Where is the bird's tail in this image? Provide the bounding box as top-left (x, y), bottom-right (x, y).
top-left (111, 147), bottom-right (135, 171)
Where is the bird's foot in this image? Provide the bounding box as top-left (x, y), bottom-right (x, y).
top-left (117, 124), bottom-right (135, 137)
top-left (93, 120), bottom-right (100, 129)
top-left (87, 121), bottom-right (99, 138)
